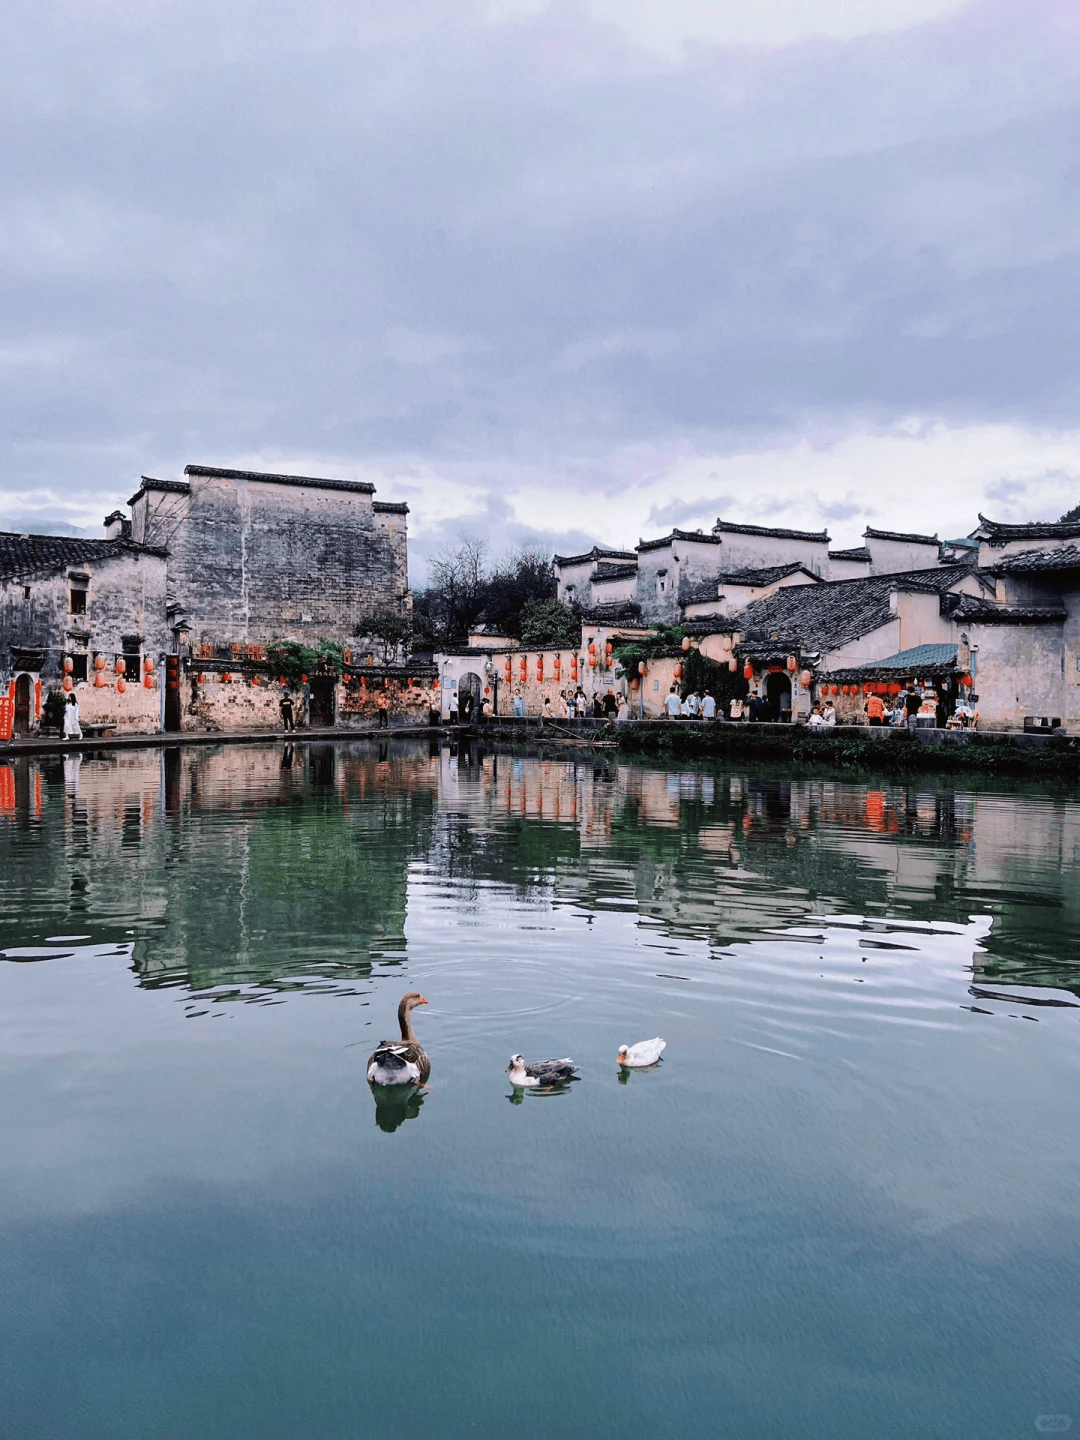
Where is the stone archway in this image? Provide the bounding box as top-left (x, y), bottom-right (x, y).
top-left (459, 671), bottom-right (482, 723)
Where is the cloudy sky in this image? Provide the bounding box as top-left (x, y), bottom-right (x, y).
top-left (2, 0), bottom-right (1079, 575)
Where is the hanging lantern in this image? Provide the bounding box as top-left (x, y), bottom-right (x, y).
top-left (144, 673), bottom-right (154, 689)
top-left (589, 653), bottom-right (597, 667)
top-left (605, 642), bottom-right (613, 656)
top-left (889, 683), bottom-right (902, 695)
top-left (115, 657), bottom-right (126, 675)
top-left (630, 677), bottom-right (639, 691)
top-left (553, 656), bottom-right (561, 681)
top-left (673, 664), bottom-right (682, 680)
top-left (63, 655), bottom-right (74, 674)
top-left (960, 673), bottom-right (973, 687)
top-left (786, 655), bottom-right (797, 672)
top-left (842, 684), bottom-right (850, 695)
top-left (728, 658), bottom-right (737, 673)
top-left (799, 669), bottom-right (812, 688)
top-left (588, 641), bottom-right (596, 655)
top-left (95, 654), bottom-right (106, 672)
top-left (681, 636), bottom-right (691, 652)
top-left (638, 660), bottom-right (647, 675)
top-left (831, 684), bottom-right (840, 696)
top-left (537, 655), bottom-right (544, 679)
top-left (863, 683), bottom-right (872, 695)
top-left (143, 656), bottom-right (154, 673)
top-left (223, 672), bottom-right (232, 683)
top-left (117, 677), bottom-right (126, 694)
top-left (301, 673), bottom-right (308, 685)
top-left (743, 664), bottom-right (754, 680)
top-left (62, 675), bottom-right (73, 692)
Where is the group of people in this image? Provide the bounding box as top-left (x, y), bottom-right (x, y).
top-left (861, 684), bottom-right (975, 730)
top-left (664, 687), bottom-right (719, 720)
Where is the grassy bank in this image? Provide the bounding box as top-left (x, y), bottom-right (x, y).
top-left (614, 721), bottom-right (1080, 779)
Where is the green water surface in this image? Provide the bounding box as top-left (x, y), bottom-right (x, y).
top-left (1, 740), bottom-right (1078, 1440)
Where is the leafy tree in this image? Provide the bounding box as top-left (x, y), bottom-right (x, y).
top-left (518, 599), bottom-right (581, 648)
top-left (354, 608), bottom-right (413, 664)
top-left (613, 623), bottom-right (687, 676)
top-left (1060, 503), bottom-right (1080, 523)
top-left (270, 640), bottom-right (345, 686)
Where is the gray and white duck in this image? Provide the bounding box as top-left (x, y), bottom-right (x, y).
top-left (506, 1053), bottom-right (579, 1088)
top-left (367, 992), bottom-right (431, 1087)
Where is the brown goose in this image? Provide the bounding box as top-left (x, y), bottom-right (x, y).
top-left (366, 992), bottom-right (431, 1086)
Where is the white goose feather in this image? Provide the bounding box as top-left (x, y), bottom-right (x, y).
top-left (617, 1037), bottom-right (666, 1068)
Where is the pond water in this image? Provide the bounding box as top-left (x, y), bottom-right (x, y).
top-left (1, 739), bottom-right (1078, 1440)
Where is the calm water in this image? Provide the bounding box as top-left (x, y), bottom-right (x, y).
top-left (1, 740), bottom-right (1078, 1440)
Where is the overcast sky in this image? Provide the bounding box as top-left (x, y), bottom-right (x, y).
top-left (2, 0), bottom-right (1078, 576)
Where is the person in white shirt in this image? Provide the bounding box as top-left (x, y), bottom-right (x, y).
top-left (729, 695), bottom-right (744, 721)
top-left (63, 692), bottom-right (82, 739)
top-left (808, 705), bottom-right (827, 729)
top-left (822, 701), bottom-right (836, 726)
top-left (702, 692), bottom-right (716, 721)
top-left (665, 687), bottom-right (682, 718)
top-left (686, 690), bottom-right (701, 718)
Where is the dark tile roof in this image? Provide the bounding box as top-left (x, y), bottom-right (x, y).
top-left (950, 595), bottom-right (1066, 623)
top-left (373, 501), bottom-right (409, 515)
top-left (553, 546), bottom-right (636, 566)
top-left (592, 563), bottom-right (638, 582)
top-left (184, 464), bottom-right (377, 495)
top-left (713, 518), bottom-right (830, 543)
top-left (828, 546), bottom-right (871, 562)
top-left (820, 643), bottom-right (959, 682)
top-left (680, 563), bottom-right (815, 606)
top-left (974, 513), bottom-right (1080, 543)
top-left (714, 565), bottom-right (974, 654)
top-left (637, 528), bottom-right (724, 553)
top-left (864, 526), bottom-right (938, 545)
top-left (987, 545), bottom-right (1080, 573)
top-left (0, 532), bottom-right (166, 583)
top-left (127, 476), bottom-right (191, 505)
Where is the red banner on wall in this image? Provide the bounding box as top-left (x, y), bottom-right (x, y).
top-left (0, 697), bottom-right (13, 742)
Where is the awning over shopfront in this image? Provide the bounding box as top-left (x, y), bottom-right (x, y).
top-left (818, 643), bottom-right (959, 687)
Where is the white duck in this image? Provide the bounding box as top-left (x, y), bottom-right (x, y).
top-left (617, 1038), bottom-right (666, 1068)
top-left (506, 1054), bottom-right (579, 1087)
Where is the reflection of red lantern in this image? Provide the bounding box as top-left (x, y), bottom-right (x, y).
top-left (144, 674), bottom-right (154, 689)
top-left (743, 664), bottom-right (754, 680)
top-left (63, 656), bottom-right (73, 674)
top-left (252, 676), bottom-right (260, 686)
top-left (605, 642), bottom-right (613, 656)
top-left (115, 657), bottom-right (126, 675)
top-left (62, 675), bottom-right (73, 692)
top-left (799, 669), bottom-right (812, 688)
top-left (95, 654), bottom-right (106, 672)
top-left (223, 672), bottom-right (232, 683)
top-left (95, 673), bottom-right (105, 688)
top-left (143, 656), bottom-right (154, 673)
top-left (117, 677), bottom-right (126, 694)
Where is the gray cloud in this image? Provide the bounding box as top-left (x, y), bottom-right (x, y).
top-left (1, 0), bottom-right (1079, 564)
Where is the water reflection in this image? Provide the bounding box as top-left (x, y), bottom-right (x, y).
top-left (369, 1083), bottom-right (426, 1133)
top-left (0, 741), bottom-right (1078, 1006)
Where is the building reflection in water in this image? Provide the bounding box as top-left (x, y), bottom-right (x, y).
top-left (1, 739), bottom-right (1077, 1004)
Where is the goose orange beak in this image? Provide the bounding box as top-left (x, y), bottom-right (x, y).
top-left (418, 995), bottom-right (429, 1005)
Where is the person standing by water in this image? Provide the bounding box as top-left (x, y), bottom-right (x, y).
top-left (279, 686), bottom-right (295, 732)
top-left (448, 687), bottom-right (459, 724)
top-left (512, 690), bottom-right (525, 718)
top-left (665, 686), bottom-right (682, 719)
top-left (63, 691), bottom-right (82, 739)
top-left (729, 694), bottom-right (744, 722)
top-left (376, 688), bottom-right (390, 729)
top-left (702, 690), bottom-right (716, 721)
top-left (866, 691), bottom-right (885, 727)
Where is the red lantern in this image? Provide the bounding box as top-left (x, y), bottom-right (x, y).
top-left (117, 677), bottom-right (126, 694)
top-left (62, 675), bottom-right (73, 692)
top-left (571, 656), bottom-right (578, 680)
top-left (143, 674), bottom-right (154, 689)
top-left (605, 642), bottom-right (613, 656)
top-left (673, 664), bottom-right (682, 680)
top-left (831, 684), bottom-right (840, 696)
top-left (889, 683), bottom-right (901, 695)
top-left (95, 673), bottom-right (105, 688)
top-left (638, 660), bottom-right (647, 675)
top-left (252, 676), bottom-right (260, 686)
top-left (786, 655), bottom-right (797, 672)
top-left (301, 674), bottom-right (308, 685)
top-left (553, 656), bottom-right (561, 681)
top-left (863, 683), bottom-right (872, 695)
top-left (682, 636), bottom-right (691, 652)
top-left (537, 656), bottom-right (544, 679)
top-left (115, 657), bottom-right (126, 675)
top-left (588, 641), bottom-right (596, 655)
top-left (223, 672), bottom-right (232, 682)
top-left (960, 673), bottom-right (973, 687)
top-left (743, 664), bottom-right (754, 680)
top-left (63, 656), bottom-right (73, 674)
top-left (842, 685), bottom-right (850, 695)
top-left (95, 654), bottom-right (106, 672)
top-left (143, 656), bottom-right (154, 673)
top-left (798, 669), bottom-right (811, 688)
top-left (630, 678), bottom-right (639, 691)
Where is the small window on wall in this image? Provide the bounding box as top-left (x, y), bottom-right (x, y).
top-left (71, 655), bottom-right (88, 683)
top-left (122, 638), bottom-right (141, 676)
top-left (70, 587), bottom-right (87, 615)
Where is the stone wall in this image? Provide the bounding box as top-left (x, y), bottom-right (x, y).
top-left (635, 535), bottom-right (725, 625)
top-left (130, 468), bottom-right (409, 649)
top-left (711, 524), bottom-right (830, 576)
top-left (181, 669), bottom-right (439, 732)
